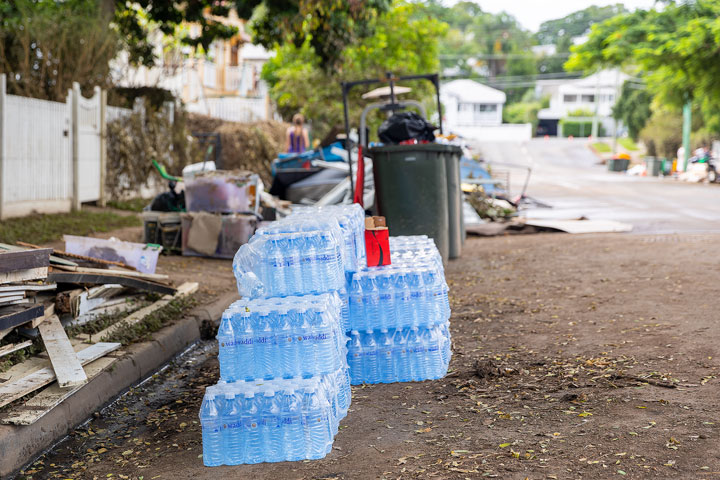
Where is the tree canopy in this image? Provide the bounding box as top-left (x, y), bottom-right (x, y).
top-left (262, 2), bottom-right (446, 139)
top-left (116, 0), bottom-right (391, 69)
top-left (567, 0), bottom-right (720, 132)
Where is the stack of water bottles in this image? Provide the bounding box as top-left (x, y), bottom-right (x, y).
top-left (199, 370), bottom-right (350, 465)
top-left (200, 212), bottom-right (359, 466)
top-left (347, 235), bottom-right (452, 384)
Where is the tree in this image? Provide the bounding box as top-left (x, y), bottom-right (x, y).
top-left (0, 0), bottom-right (120, 101)
top-left (115, 0), bottom-right (390, 69)
top-left (567, 1), bottom-right (720, 133)
top-left (612, 81), bottom-right (652, 140)
top-left (535, 4), bottom-right (627, 74)
top-left (262, 2), bottom-right (446, 139)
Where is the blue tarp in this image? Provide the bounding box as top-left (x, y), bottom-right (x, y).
top-left (272, 142), bottom-right (346, 175)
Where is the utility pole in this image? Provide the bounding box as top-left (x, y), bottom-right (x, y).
top-left (591, 69), bottom-right (600, 138)
top-left (611, 69), bottom-right (620, 155)
top-left (682, 99), bottom-right (691, 171)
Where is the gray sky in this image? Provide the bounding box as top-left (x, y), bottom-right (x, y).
top-left (468, 0), bottom-right (658, 31)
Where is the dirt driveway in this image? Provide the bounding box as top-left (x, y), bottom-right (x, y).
top-left (18, 232), bottom-right (720, 479)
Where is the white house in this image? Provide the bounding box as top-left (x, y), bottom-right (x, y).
top-left (441, 79), bottom-right (531, 142)
top-left (536, 69), bottom-right (629, 136)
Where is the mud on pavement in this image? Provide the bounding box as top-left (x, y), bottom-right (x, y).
top-left (19, 233), bottom-right (720, 479)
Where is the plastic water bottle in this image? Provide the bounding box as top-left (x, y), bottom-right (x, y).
top-left (377, 329), bottom-right (394, 383)
top-left (254, 308), bottom-right (274, 380)
top-left (309, 305), bottom-right (334, 374)
top-left (419, 327), bottom-right (436, 379)
top-left (408, 327), bottom-right (426, 380)
top-left (199, 392), bottom-right (223, 466)
top-left (286, 235), bottom-right (304, 294)
top-left (361, 330), bottom-right (379, 383)
top-left (300, 233), bottom-right (320, 293)
top-left (217, 311), bottom-right (238, 382)
top-left (222, 392), bottom-right (244, 465)
top-left (260, 391), bottom-right (281, 461)
top-left (233, 308), bottom-right (255, 381)
top-left (360, 274), bottom-right (379, 330)
top-left (243, 391), bottom-right (262, 464)
top-left (302, 388), bottom-right (329, 459)
top-left (392, 328), bottom-right (411, 382)
top-left (440, 322), bottom-right (451, 368)
top-left (376, 273), bottom-right (395, 330)
top-left (393, 270), bottom-right (412, 329)
top-left (348, 330), bottom-right (362, 382)
top-left (406, 270), bottom-right (426, 326)
top-left (297, 304), bottom-right (316, 377)
top-left (275, 307), bottom-right (296, 379)
top-left (280, 389), bottom-right (304, 461)
top-left (348, 276), bottom-right (365, 331)
top-left (265, 238), bottom-right (286, 296)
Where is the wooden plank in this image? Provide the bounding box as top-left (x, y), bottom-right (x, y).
top-left (51, 264), bottom-right (167, 281)
top-left (0, 304), bottom-right (44, 330)
top-left (0, 340), bottom-right (32, 358)
top-left (0, 249), bottom-right (52, 273)
top-left (1, 355), bottom-right (118, 425)
top-left (1, 242), bottom-right (77, 267)
top-left (0, 283), bottom-right (56, 293)
top-left (48, 272), bottom-right (175, 295)
top-left (79, 282), bottom-right (198, 343)
top-left (17, 241), bottom-right (137, 270)
top-left (0, 342), bottom-right (120, 408)
top-left (0, 298), bottom-right (28, 306)
top-left (37, 315), bottom-right (87, 387)
top-left (0, 267), bottom-right (48, 285)
top-left (29, 304), bottom-right (54, 329)
top-left (0, 295), bottom-right (24, 302)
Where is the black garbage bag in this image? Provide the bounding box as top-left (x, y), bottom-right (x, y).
top-left (377, 112), bottom-right (437, 144)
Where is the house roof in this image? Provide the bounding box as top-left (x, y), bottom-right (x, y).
top-left (442, 79), bottom-right (506, 104)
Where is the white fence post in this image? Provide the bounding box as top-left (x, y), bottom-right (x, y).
top-left (99, 88), bottom-right (107, 207)
top-left (71, 82), bottom-right (80, 211)
top-left (0, 74), bottom-right (5, 220)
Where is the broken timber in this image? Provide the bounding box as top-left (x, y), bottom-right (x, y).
top-left (0, 304), bottom-right (44, 330)
top-left (38, 315), bottom-right (87, 387)
top-left (78, 281), bottom-right (198, 343)
top-left (0, 249), bottom-right (52, 274)
top-left (0, 342), bottom-right (120, 408)
top-left (0, 267), bottom-right (48, 284)
top-left (48, 272), bottom-right (175, 295)
top-left (1, 355), bottom-right (118, 425)
top-left (0, 340), bottom-right (32, 358)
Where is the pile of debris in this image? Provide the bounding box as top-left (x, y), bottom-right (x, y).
top-left (0, 242), bottom-right (197, 426)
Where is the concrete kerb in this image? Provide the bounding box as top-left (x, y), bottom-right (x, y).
top-left (1, 290), bottom-right (239, 479)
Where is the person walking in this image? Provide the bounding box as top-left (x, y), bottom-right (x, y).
top-left (286, 113), bottom-right (310, 154)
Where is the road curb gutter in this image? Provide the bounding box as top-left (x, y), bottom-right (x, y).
top-left (1, 290), bottom-right (238, 479)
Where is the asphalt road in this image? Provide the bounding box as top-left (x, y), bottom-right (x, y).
top-left (475, 138), bottom-right (720, 234)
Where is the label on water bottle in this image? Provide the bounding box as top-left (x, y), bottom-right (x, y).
top-left (413, 347), bottom-right (425, 354)
top-left (428, 345), bottom-right (440, 352)
top-left (237, 336), bottom-right (253, 346)
top-left (226, 420), bottom-right (242, 430)
top-left (255, 336), bottom-right (272, 345)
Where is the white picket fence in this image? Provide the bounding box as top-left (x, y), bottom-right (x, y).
top-left (185, 96), bottom-right (269, 123)
top-left (0, 75), bottom-right (131, 219)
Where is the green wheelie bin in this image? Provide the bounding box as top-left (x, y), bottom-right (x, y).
top-left (369, 144), bottom-right (463, 262)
